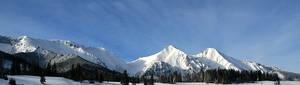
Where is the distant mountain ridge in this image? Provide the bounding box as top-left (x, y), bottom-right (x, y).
top-left (128, 45), bottom-right (299, 80)
top-left (0, 35), bottom-right (299, 80)
top-left (0, 35), bottom-right (127, 72)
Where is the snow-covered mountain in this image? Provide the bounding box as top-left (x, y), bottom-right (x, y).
top-left (128, 45), bottom-right (193, 75)
top-left (128, 45), bottom-right (283, 78)
top-left (1, 35), bottom-right (299, 80)
top-left (194, 48), bottom-right (274, 71)
top-left (0, 35), bottom-right (127, 72)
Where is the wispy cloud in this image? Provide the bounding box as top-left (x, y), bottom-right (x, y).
top-left (0, 0), bottom-right (299, 73)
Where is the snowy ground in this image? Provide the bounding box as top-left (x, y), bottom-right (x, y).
top-left (0, 75), bottom-right (299, 85)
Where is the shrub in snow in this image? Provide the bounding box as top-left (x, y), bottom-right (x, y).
top-left (9, 78), bottom-right (16, 85)
top-left (4, 74), bottom-right (8, 80)
top-left (89, 80), bottom-right (95, 84)
top-left (40, 72), bottom-right (46, 84)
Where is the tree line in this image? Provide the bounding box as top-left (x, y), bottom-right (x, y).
top-left (0, 52), bottom-right (136, 84)
top-left (201, 69), bottom-right (280, 84)
top-left (141, 69), bottom-right (280, 84)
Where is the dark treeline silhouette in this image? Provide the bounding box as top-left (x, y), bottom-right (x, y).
top-left (66, 63), bottom-right (138, 83)
top-left (0, 53), bottom-right (7, 80)
top-left (0, 51), bottom-right (139, 83)
top-left (0, 51), bottom-right (44, 77)
top-left (201, 69), bottom-right (280, 84)
top-left (141, 69), bottom-right (280, 84)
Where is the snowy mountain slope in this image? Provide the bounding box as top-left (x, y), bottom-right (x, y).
top-left (194, 48), bottom-right (254, 70)
top-left (142, 61), bottom-right (180, 76)
top-left (128, 45), bottom-right (281, 77)
top-left (84, 47), bottom-right (127, 71)
top-left (0, 35), bottom-right (126, 72)
top-left (128, 45), bottom-right (201, 75)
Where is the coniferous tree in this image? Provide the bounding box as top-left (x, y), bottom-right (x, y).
top-left (70, 64), bottom-right (82, 81)
top-left (121, 70), bottom-right (129, 85)
top-left (51, 63), bottom-right (57, 75)
top-left (149, 73), bottom-right (154, 85)
top-left (70, 64), bottom-right (75, 80)
top-left (40, 71), bottom-right (46, 84)
top-left (3, 73), bottom-right (8, 80)
top-left (0, 56), bottom-right (3, 78)
top-left (172, 71), bottom-right (181, 83)
top-left (142, 75), bottom-right (149, 85)
top-left (10, 60), bottom-right (21, 75)
top-left (74, 64), bottom-right (82, 81)
top-left (143, 75), bottom-right (147, 85)
top-left (177, 72), bottom-right (182, 82)
top-left (198, 69), bottom-right (204, 82)
top-left (9, 78), bottom-right (16, 85)
top-left (46, 63), bottom-right (51, 75)
top-left (273, 73), bottom-right (280, 85)
top-left (94, 69), bottom-right (103, 83)
top-left (98, 72), bottom-right (103, 83)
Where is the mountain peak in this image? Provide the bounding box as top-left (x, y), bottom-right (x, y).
top-left (128, 45), bottom-right (190, 74)
top-left (160, 45), bottom-right (186, 55)
top-left (166, 45), bottom-right (177, 50)
top-left (17, 36), bottom-right (34, 42)
top-left (204, 48), bottom-right (219, 53)
top-left (201, 48), bottom-right (223, 58)
top-left (18, 35), bottom-right (30, 39)
top-left (196, 48), bottom-right (219, 56)
top-left (205, 47), bottom-right (217, 51)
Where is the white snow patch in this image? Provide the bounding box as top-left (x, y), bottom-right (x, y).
top-left (1, 75), bottom-right (300, 85)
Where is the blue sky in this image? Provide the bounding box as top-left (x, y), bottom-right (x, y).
top-left (0, 0), bottom-right (300, 73)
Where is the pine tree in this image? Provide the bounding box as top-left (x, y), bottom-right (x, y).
top-left (9, 78), bottom-right (16, 85)
top-left (51, 63), bottom-right (57, 75)
top-left (10, 59), bottom-right (21, 75)
top-left (143, 75), bottom-right (147, 85)
top-left (95, 69), bottom-right (103, 83)
top-left (121, 70), bottom-right (129, 85)
top-left (70, 64), bottom-right (75, 80)
top-left (200, 69), bottom-right (205, 82)
top-left (171, 71), bottom-right (181, 83)
top-left (46, 63), bottom-right (51, 76)
top-left (273, 73), bottom-right (280, 85)
top-left (150, 73), bottom-right (154, 85)
top-left (40, 71), bottom-right (46, 84)
top-left (74, 64), bottom-right (82, 81)
top-left (98, 72), bottom-right (103, 83)
top-left (0, 56), bottom-right (3, 78)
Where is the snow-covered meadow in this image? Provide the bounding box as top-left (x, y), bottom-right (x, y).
top-left (0, 75), bottom-right (299, 85)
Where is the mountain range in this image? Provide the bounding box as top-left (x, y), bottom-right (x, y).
top-left (0, 35), bottom-right (299, 80)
